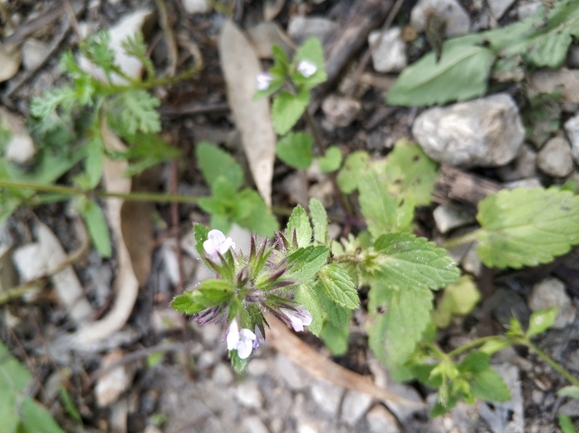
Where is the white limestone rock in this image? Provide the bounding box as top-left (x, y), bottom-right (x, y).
top-left (368, 27), bottom-right (407, 73)
top-left (536, 136), bottom-right (574, 178)
top-left (411, 0), bottom-right (470, 36)
top-left (412, 94), bottom-right (525, 167)
top-left (528, 277), bottom-right (576, 329)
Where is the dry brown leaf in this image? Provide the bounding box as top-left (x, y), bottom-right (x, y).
top-left (218, 20), bottom-right (276, 207)
top-left (265, 314), bottom-right (425, 410)
top-left (70, 123), bottom-right (152, 349)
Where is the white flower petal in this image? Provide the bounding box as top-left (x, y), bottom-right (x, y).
top-left (237, 338), bottom-right (254, 359)
top-left (226, 321), bottom-right (240, 351)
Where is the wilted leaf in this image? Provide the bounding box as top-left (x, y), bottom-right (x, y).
top-left (219, 20), bottom-right (276, 206)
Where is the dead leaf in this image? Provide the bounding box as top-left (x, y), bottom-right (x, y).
top-left (246, 21), bottom-right (294, 59)
top-left (265, 314), bottom-right (425, 410)
top-left (78, 9), bottom-right (155, 85)
top-left (218, 20), bottom-right (276, 207)
top-left (12, 221), bottom-right (93, 325)
top-left (70, 122), bottom-right (152, 349)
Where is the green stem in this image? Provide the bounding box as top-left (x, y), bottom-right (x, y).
top-left (442, 230), bottom-right (482, 250)
top-left (0, 179), bottom-right (294, 216)
top-left (447, 336), bottom-right (502, 358)
top-left (0, 179), bottom-right (200, 204)
top-left (523, 339), bottom-right (579, 388)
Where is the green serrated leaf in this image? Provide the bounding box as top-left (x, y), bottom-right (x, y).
top-left (318, 263), bottom-right (359, 309)
top-left (527, 307), bottom-right (558, 337)
top-left (384, 140), bottom-right (438, 206)
top-left (196, 141), bottom-right (243, 190)
top-left (294, 283), bottom-right (324, 335)
top-left (476, 187), bottom-right (579, 268)
top-left (374, 233), bottom-right (460, 291)
top-left (309, 198), bottom-right (328, 245)
top-left (108, 89), bottom-right (161, 135)
top-left (368, 280), bottom-right (434, 367)
top-left (20, 397), bottom-right (65, 433)
top-left (470, 368), bottom-right (511, 402)
top-left (286, 245), bottom-right (329, 285)
top-left (80, 200), bottom-right (111, 258)
top-left (359, 164), bottom-right (415, 237)
top-left (30, 86), bottom-right (78, 119)
top-left (336, 151), bottom-right (370, 193)
top-left (386, 39), bottom-right (494, 107)
top-left (320, 321), bottom-right (350, 355)
top-left (276, 132), bottom-right (314, 170)
top-left (318, 146), bottom-right (342, 173)
top-left (286, 205), bottom-right (312, 248)
top-left (272, 89), bottom-right (309, 135)
top-left (318, 288), bottom-right (352, 329)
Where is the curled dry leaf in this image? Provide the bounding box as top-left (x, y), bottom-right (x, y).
top-left (12, 221), bottom-right (93, 325)
top-left (218, 20), bottom-right (276, 207)
top-left (70, 122), bottom-right (153, 349)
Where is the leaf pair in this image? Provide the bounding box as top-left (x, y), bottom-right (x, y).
top-left (196, 142), bottom-right (278, 236)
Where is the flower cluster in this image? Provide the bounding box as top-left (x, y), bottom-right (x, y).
top-left (296, 59), bottom-right (317, 78)
top-left (189, 228), bottom-right (313, 361)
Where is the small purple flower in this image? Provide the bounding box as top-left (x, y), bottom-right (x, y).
top-left (203, 229), bottom-right (235, 264)
top-left (256, 72), bottom-right (273, 91)
top-left (226, 320), bottom-right (257, 359)
top-left (297, 60), bottom-right (317, 78)
top-left (280, 307), bottom-right (312, 332)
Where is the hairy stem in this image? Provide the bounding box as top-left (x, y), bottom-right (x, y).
top-left (523, 339), bottom-right (579, 388)
top-left (446, 336), bottom-right (504, 358)
top-left (0, 179), bottom-right (294, 216)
